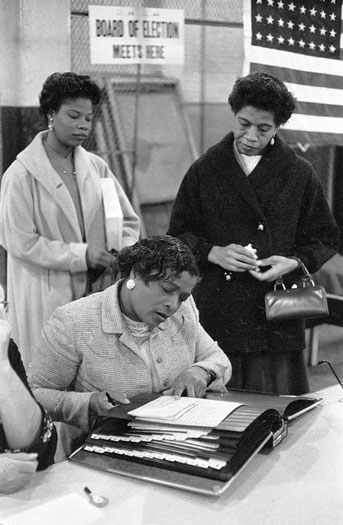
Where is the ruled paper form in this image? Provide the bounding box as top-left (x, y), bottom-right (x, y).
top-left (129, 396), bottom-right (243, 427)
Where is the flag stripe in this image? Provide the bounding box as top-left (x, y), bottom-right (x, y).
top-left (250, 62), bottom-right (343, 90)
top-left (283, 114), bottom-right (343, 133)
top-left (292, 101), bottom-right (343, 119)
top-left (285, 83), bottom-right (342, 106)
top-left (246, 46), bottom-right (343, 76)
top-left (279, 130), bottom-right (343, 147)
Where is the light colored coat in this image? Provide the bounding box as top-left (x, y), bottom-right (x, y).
top-left (0, 132), bottom-right (139, 367)
top-left (28, 281), bottom-right (231, 454)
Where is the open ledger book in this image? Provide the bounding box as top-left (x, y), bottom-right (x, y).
top-left (69, 390), bottom-right (322, 497)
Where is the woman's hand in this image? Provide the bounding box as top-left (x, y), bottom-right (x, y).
top-left (0, 452), bottom-right (38, 494)
top-left (86, 246), bottom-right (116, 270)
top-left (162, 367), bottom-right (209, 398)
top-left (208, 244), bottom-right (259, 272)
top-left (249, 255), bottom-right (299, 282)
top-left (89, 391), bottom-right (130, 415)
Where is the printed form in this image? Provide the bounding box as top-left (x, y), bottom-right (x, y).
top-left (129, 396), bottom-right (243, 427)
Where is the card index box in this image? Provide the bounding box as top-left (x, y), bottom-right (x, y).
top-left (68, 391), bottom-right (322, 497)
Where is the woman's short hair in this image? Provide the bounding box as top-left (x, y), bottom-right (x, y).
top-left (228, 71), bottom-right (296, 126)
top-left (39, 72), bottom-right (101, 118)
top-left (117, 235), bottom-right (200, 283)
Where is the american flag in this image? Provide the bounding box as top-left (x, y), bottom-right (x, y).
top-left (243, 0), bottom-right (343, 146)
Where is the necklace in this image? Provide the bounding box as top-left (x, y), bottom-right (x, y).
top-left (43, 137), bottom-right (76, 177)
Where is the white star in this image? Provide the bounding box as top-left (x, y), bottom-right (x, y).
top-left (287, 20), bottom-right (294, 29)
top-left (278, 18), bottom-right (285, 27)
top-left (318, 43), bottom-right (325, 52)
top-left (256, 0), bottom-right (262, 3)
top-left (309, 25), bottom-right (316, 34)
top-left (256, 32), bottom-right (263, 41)
top-left (288, 2), bottom-right (296, 11)
top-left (266, 15), bottom-right (274, 24)
top-left (277, 1), bottom-right (284, 8)
top-left (267, 0), bottom-right (274, 6)
top-left (298, 39), bottom-right (306, 48)
top-left (329, 12), bottom-right (336, 21)
top-left (266, 33), bottom-right (275, 42)
top-left (320, 10), bottom-right (326, 19)
top-left (329, 45), bottom-right (336, 53)
top-left (330, 29), bottom-right (337, 37)
top-left (308, 41), bottom-right (316, 50)
top-left (330, 0), bottom-right (336, 4)
top-left (309, 8), bottom-right (317, 16)
top-left (300, 6), bottom-right (306, 14)
top-left (288, 37), bottom-right (295, 46)
top-left (255, 14), bottom-right (263, 23)
top-left (320, 27), bottom-right (327, 36)
top-left (277, 35), bottom-right (285, 44)
top-left (298, 23), bottom-right (305, 31)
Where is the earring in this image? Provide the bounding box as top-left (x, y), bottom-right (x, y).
top-left (48, 118), bottom-right (53, 132)
top-left (270, 136), bottom-right (275, 146)
top-left (126, 278), bottom-right (136, 290)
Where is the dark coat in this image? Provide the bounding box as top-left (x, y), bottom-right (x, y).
top-left (168, 133), bottom-right (339, 356)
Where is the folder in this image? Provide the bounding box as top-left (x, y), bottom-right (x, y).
top-left (68, 390), bottom-right (322, 497)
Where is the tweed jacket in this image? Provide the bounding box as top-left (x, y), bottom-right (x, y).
top-left (0, 131), bottom-right (139, 367)
top-left (28, 280), bottom-right (231, 451)
top-left (168, 132), bottom-right (339, 356)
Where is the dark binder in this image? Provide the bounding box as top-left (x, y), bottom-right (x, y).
top-left (68, 391), bottom-right (321, 497)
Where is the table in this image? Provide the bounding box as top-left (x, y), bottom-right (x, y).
top-left (1, 386), bottom-right (342, 525)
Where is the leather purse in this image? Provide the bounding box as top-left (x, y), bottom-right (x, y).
top-left (265, 258), bottom-right (328, 322)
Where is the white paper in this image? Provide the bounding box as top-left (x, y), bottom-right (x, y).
top-left (2, 493), bottom-right (102, 525)
top-left (129, 396), bottom-right (243, 427)
top-left (101, 178), bottom-right (123, 251)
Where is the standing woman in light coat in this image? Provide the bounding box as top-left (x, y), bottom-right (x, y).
top-left (0, 72), bottom-right (140, 367)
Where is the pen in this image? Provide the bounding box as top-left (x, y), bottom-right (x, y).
top-left (84, 486), bottom-right (109, 507)
top-left (106, 392), bottom-right (119, 407)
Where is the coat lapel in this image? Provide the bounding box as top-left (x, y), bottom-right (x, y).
top-left (17, 132), bottom-right (104, 242)
top-left (209, 133), bottom-right (267, 223)
top-left (17, 132), bottom-right (82, 240)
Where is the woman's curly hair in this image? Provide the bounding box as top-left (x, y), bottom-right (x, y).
top-left (228, 72), bottom-right (296, 126)
top-left (117, 235), bottom-right (200, 284)
top-left (39, 72), bottom-right (102, 119)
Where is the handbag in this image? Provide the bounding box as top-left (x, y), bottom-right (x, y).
top-left (264, 258), bottom-right (328, 321)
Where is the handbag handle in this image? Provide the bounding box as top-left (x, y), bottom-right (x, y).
top-left (273, 256), bottom-right (315, 290)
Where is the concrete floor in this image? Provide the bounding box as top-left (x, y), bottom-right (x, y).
top-left (306, 325), bottom-right (343, 392)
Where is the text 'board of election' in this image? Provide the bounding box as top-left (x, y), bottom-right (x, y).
top-left (89, 5), bottom-right (184, 64)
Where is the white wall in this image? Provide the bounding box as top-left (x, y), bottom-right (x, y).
top-left (0, 0), bottom-right (71, 107)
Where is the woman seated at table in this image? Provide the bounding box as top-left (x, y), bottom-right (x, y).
top-left (29, 235), bottom-right (232, 455)
top-left (0, 290), bottom-right (57, 494)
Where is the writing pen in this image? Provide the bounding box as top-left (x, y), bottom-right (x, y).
top-left (106, 392), bottom-right (119, 407)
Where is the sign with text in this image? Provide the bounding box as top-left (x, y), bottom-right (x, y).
top-left (89, 5), bottom-right (184, 64)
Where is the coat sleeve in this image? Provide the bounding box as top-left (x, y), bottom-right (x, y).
top-left (293, 166), bottom-right (339, 273)
top-left (167, 164), bottom-right (214, 270)
top-left (186, 297), bottom-right (232, 389)
top-left (0, 168), bottom-right (87, 274)
top-left (1, 339), bottom-right (57, 470)
top-left (28, 308), bottom-right (93, 433)
top-left (101, 164), bottom-right (140, 248)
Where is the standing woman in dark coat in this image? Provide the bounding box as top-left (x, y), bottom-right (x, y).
top-left (168, 72), bottom-right (339, 395)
